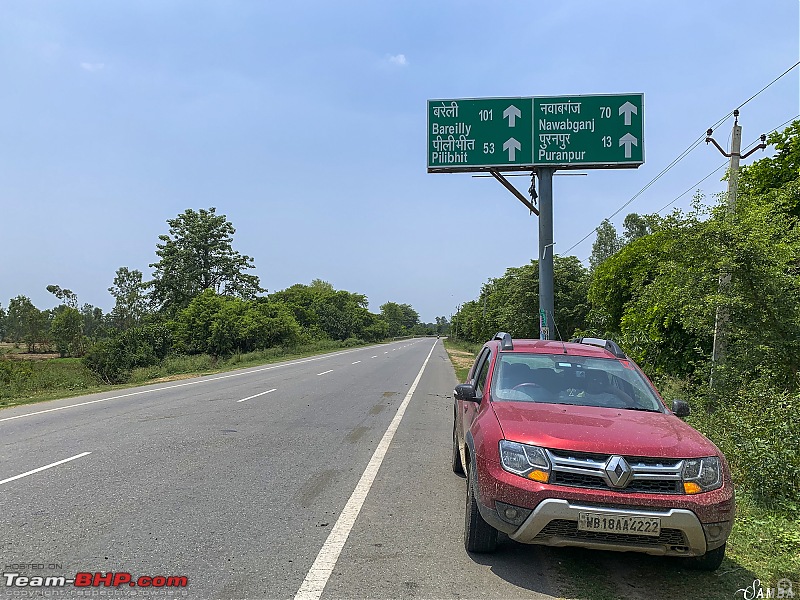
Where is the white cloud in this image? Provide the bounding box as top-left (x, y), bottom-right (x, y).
top-left (80, 62), bottom-right (105, 72)
top-left (387, 54), bottom-right (408, 67)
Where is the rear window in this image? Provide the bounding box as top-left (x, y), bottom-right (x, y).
top-left (491, 353), bottom-right (663, 412)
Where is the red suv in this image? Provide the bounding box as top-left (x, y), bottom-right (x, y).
top-left (452, 333), bottom-right (734, 570)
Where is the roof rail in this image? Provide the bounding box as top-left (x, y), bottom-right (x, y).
top-left (493, 332), bottom-right (513, 350)
top-left (569, 337), bottom-right (626, 359)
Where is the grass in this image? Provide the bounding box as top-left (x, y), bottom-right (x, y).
top-left (0, 338), bottom-right (385, 409)
top-left (0, 358), bottom-right (105, 406)
top-left (443, 338), bottom-right (481, 382)
top-left (441, 344), bottom-right (800, 599)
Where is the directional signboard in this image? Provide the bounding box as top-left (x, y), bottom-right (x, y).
top-left (427, 93), bottom-right (644, 172)
top-left (532, 94), bottom-right (643, 168)
top-left (427, 97), bottom-right (534, 171)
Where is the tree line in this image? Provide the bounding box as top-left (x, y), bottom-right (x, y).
top-left (452, 121), bottom-right (799, 503)
top-left (0, 208), bottom-right (450, 383)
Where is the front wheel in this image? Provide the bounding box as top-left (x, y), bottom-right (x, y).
top-left (464, 466), bottom-right (497, 553)
top-left (685, 542), bottom-right (726, 571)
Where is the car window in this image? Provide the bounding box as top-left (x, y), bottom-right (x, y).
top-left (491, 353), bottom-right (663, 411)
top-left (475, 350), bottom-right (492, 396)
top-left (469, 348), bottom-right (490, 381)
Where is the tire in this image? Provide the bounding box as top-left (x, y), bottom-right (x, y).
top-left (464, 464), bottom-right (497, 553)
top-left (451, 419), bottom-right (465, 475)
top-left (685, 542), bottom-right (726, 571)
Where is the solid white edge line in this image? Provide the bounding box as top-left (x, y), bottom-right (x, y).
top-left (294, 340), bottom-right (438, 600)
top-left (0, 452), bottom-right (92, 486)
top-left (317, 370), bottom-right (334, 376)
top-left (236, 389), bottom-right (277, 403)
top-left (0, 343), bottom-right (405, 424)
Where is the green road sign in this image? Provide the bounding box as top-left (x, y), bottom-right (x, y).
top-left (533, 94), bottom-right (643, 168)
top-left (427, 98), bottom-right (533, 172)
top-left (427, 93), bottom-right (644, 172)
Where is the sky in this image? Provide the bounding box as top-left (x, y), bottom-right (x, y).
top-left (1, 1), bottom-right (798, 324)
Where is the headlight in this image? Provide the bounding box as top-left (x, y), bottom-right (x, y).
top-left (499, 440), bottom-right (551, 483)
top-left (682, 456), bottom-right (722, 493)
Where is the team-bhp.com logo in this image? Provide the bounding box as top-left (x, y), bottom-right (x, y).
top-left (3, 571), bottom-right (188, 589)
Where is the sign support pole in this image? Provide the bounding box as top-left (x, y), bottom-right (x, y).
top-left (538, 167), bottom-right (555, 340)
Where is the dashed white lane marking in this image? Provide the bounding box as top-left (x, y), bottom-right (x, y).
top-left (317, 370), bottom-right (334, 376)
top-left (236, 389), bottom-right (277, 403)
top-left (294, 340), bottom-right (438, 600)
top-left (352, 361), bottom-right (361, 365)
top-left (371, 356), bottom-right (377, 359)
top-left (0, 452), bottom-right (92, 486)
top-left (0, 345), bottom-right (387, 424)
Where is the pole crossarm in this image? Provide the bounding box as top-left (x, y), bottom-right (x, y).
top-left (705, 132), bottom-right (767, 159)
top-left (488, 169), bottom-right (539, 215)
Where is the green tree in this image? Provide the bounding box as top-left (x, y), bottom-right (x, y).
top-left (51, 307), bottom-right (85, 357)
top-left (380, 302), bottom-right (419, 336)
top-left (589, 219), bottom-right (623, 271)
top-left (150, 208), bottom-right (263, 314)
top-left (622, 212), bottom-right (657, 243)
top-left (6, 296), bottom-right (50, 352)
top-left (171, 290), bottom-right (301, 356)
top-left (452, 256), bottom-right (590, 343)
top-left (109, 267), bottom-right (149, 330)
top-left (739, 120), bottom-right (800, 201)
top-left (46, 285), bottom-right (78, 309)
top-left (81, 304), bottom-right (106, 340)
top-left (0, 303), bottom-right (6, 342)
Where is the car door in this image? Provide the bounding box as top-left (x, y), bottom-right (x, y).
top-left (462, 347), bottom-right (492, 438)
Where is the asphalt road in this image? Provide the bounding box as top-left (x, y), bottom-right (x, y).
top-left (0, 339), bottom-right (560, 600)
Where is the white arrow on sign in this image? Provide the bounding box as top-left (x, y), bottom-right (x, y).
top-left (619, 133), bottom-right (638, 158)
top-left (619, 101), bottom-right (638, 126)
top-left (503, 138), bottom-right (521, 161)
top-left (503, 105), bottom-right (521, 127)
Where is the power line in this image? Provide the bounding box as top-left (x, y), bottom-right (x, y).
top-left (654, 114), bottom-right (800, 215)
top-left (576, 114), bottom-right (800, 261)
top-left (562, 62), bottom-right (800, 257)
top-left (738, 61), bottom-right (800, 110)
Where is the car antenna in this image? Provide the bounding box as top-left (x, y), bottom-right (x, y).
top-left (550, 310), bottom-right (568, 354)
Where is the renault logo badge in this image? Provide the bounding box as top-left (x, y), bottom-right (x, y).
top-left (604, 456), bottom-right (633, 488)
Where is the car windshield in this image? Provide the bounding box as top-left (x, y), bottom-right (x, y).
top-left (491, 353), bottom-right (663, 411)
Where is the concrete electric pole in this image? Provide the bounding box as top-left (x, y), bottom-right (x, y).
top-left (706, 110), bottom-right (766, 388)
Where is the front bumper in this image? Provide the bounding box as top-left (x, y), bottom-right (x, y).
top-left (491, 498), bottom-right (732, 556)
top-left (474, 457), bottom-right (734, 557)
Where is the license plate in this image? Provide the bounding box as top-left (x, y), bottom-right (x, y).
top-left (577, 512), bottom-right (661, 537)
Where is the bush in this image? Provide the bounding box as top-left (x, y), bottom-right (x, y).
top-left (83, 323), bottom-right (173, 384)
top-left (688, 381), bottom-right (800, 504)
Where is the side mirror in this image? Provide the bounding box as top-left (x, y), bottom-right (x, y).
top-left (672, 400), bottom-right (690, 418)
top-left (454, 383), bottom-right (478, 402)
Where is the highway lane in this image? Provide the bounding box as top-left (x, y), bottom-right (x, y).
top-left (1, 338), bottom-right (559, 599)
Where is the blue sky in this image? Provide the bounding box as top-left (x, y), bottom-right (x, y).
top-left (1, 1), bottom-right (798, 323)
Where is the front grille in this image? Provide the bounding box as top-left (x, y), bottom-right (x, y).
top-left (545, 449), bottom-right (684, 494)
top-left (627, 480), bottom-right (681, 494)
top-left (534, 519), bottom-right (687, 548)
top-left (551, 472), bottom-right (607, 489)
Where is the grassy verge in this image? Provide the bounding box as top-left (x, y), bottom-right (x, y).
top-left (0, 339), bottom-right (384, 409)
top-left (440, 345), bottom-right (800, 598)
top-left (443, 338), bottom-right (481, 382)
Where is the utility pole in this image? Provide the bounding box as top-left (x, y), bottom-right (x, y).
top-left (537, 168), bottom-right (555, 340)
top-left (706, 110), bottom-right (766, 388)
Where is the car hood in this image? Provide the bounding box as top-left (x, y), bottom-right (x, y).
top-left (491, 401), bottom-right (718, 458)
